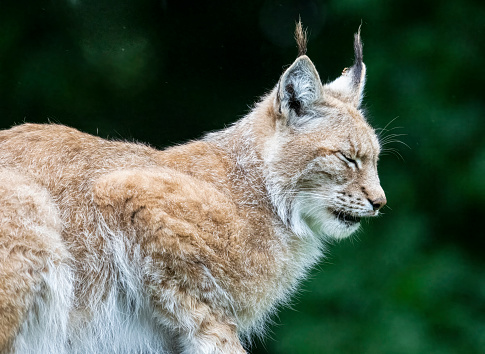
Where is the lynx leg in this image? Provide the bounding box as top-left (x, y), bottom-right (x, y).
top-left (145, 256), bottom-right (245, 353)
top-left (162, 299), bottom-right (245, 354)
top-left (94, 169), bottom-right (246, 353)
top-left (0, 169), bottom-right (72, 354)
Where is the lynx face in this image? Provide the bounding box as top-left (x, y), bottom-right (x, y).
top-left (264, 31), bottom-right (386, 240)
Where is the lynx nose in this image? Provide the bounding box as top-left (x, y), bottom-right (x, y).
top-left (369, 196), bottom-right (387, 211)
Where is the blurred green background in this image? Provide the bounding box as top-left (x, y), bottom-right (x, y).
top-left (1, 0), bottom-right (484, 353)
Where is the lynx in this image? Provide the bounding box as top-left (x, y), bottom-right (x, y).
top-left (0, 23), bottom-right (386, 353)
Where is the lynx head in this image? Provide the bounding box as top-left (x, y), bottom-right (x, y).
top-left (263, 22), bottom-right (386, 240)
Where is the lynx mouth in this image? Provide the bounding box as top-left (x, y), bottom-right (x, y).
top-left (331, 210), bottom-right (361, 225)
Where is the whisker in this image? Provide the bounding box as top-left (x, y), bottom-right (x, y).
top-left (376, 116), bottom-right (400, 137)
top-left (380, 138), bottom-right (409, 148)
top-left (382, 116), bottom-right (400, 130)
top-left (381, 149), bottom-right (404, 161)
top-left (375, 125), bottom-right (403, 134)
top-left (380, 133), bottom-right (408, 144)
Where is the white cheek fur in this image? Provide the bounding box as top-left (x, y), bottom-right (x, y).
top-left (289, 192), bottom-right (360, 240)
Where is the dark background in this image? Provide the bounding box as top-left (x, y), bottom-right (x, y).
top-left (1, 0), bottom-right (484, 353)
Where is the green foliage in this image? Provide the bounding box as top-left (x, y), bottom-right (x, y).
top-left (1, 0), bottom-right (484, 352)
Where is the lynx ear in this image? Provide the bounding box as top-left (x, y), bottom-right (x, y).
top-left (275, 55), bottom-right (323, 125)
top-left (325, 28), bottom-right (366, 108)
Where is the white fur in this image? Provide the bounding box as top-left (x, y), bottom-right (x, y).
top-left (13, 260), bottom-right (73, 354)
top-left (66, 220), bottom-right (171, 354)
top-left (68, 285), bottom-right (170, 354)
top-left (291, 192), bottom-right (360, 240)
top-left (324, 62), bottom-right (367, 107)
top-left (13, 218), bottom-right (172, 354)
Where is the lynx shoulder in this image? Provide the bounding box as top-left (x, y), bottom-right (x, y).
top-left (0, 22), bottom-right (385, 353)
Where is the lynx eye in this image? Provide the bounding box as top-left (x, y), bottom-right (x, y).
top-left (337, 152), bottom-right (358, 169)
top-left (343, 155), bottom-right (357, 165)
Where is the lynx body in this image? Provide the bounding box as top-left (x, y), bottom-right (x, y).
top-left (0, 25), bottom-right (385, 353)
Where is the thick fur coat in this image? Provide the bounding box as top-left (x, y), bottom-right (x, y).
top-left (0, 23), bottom-right (386, 353)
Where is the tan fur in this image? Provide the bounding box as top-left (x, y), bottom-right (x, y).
top-left (0, 26), bottom-right (385, 353)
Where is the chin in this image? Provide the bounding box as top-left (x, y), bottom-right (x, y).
top-left (323, 208), bottom-right (362, 239)
top-left (320, 213), bottom-right (361, 239)
top-left (290, 202), bottom-right (361, 240)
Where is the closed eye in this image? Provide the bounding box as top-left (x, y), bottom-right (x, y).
top-left (343, 155), bottom-right (357, 165)
top-left (337, 152), bottom-right (359, 169)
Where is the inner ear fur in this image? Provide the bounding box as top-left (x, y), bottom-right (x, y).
top-left (275, 55), bottom-right (324, 125)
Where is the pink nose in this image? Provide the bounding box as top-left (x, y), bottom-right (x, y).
top-left (369, 196), bottom-right (387, 211)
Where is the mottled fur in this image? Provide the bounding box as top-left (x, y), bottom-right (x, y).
top-left (0, 26), bottom-right (385, 353)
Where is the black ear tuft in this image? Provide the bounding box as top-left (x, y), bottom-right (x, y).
top-left (352, 26), bottom-right (364, 88)
top-left (324, 26), bottom-right (367, 108)
top-left (295, 18), bottom-right (308, 57)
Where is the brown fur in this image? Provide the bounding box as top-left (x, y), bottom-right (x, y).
top-left (295, 18), bottom-right (308, 57)
top-left (0, 25), bottom-right (385, 353)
